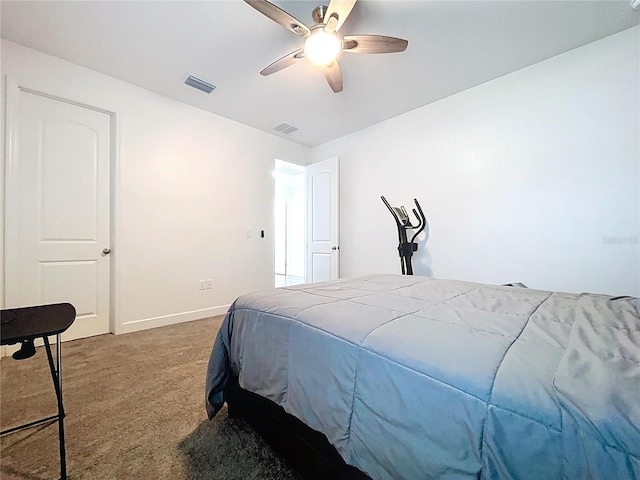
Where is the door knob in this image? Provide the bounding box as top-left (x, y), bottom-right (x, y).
top-left (332, 246), bottom-right (338, 251)
top-left (102, 248), bottom-right (111, 255)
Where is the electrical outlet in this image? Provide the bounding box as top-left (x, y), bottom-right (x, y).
top-left (246, 230), bottom-right (252, 238)
top-left (199, 280), bottom-right (206, 290)
top-left (206, 279), bottom-right (213, 289)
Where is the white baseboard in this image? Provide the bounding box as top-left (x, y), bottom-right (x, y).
top-left (0, 306), bottom-right (230, 357)
top-left (2, 341), bottom-right (36, 358)
top-left (2, 341), bottom-right (34, 358)
top-left (116, 305), bottom-right (230, 335)
top-left (1, 334), bottom-right (75, 357)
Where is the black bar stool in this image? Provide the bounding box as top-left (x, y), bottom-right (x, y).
top-left (1, 303), bottom-right (76, 480)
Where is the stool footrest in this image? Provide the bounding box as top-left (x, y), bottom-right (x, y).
top-left (0, 414), bottom-right (61, 436)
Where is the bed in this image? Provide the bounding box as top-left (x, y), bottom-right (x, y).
top-left (205, 274), bottom-right (640, 479)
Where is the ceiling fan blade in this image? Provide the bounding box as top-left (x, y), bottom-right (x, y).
top-left (324, 0), bottom-right (357, 33)
top-left (343, 35), bottom-right (408, 54)
top-left (260, 49), bottom-right (304, 76)
top-left (323, 61), bottom-right (343, 93)
top-left (245, 0), bottom-right (310, 36)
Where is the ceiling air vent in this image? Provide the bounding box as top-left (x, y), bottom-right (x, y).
top-left (274, 122), bottom-right (298, 135)
top-left (184, 75), bottom-right (216, 94)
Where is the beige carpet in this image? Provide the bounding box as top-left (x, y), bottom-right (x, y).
top-left (1, 316), bottom-right (300, 480)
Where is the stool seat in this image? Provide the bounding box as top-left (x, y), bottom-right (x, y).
top-left (1, 303), bottom-right (76, 345)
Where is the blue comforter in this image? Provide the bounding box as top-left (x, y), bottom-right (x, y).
top-left (206, 274), bottom-right (640, 479)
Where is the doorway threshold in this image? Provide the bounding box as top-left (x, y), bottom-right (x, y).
top-left (275, 274), bottom-right (305, 288)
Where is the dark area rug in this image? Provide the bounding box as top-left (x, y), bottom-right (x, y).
top-left (179, 409), bottom-right (301, 480)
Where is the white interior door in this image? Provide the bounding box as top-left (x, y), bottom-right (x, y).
top-left (307, 157), bottom-right (339, 283)
top-left (4, 87), bottom-right (111, 341)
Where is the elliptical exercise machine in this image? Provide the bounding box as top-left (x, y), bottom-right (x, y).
top-left (381, 196), bottom-right (426, 275)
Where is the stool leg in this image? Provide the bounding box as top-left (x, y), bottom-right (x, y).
top-left (44, 335), bottom-right (67, 480)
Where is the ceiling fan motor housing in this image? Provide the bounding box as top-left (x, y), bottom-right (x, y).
top-left (312, 5), bottom-right (329, 24)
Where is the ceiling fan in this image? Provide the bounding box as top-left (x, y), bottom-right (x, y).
top-left (245, 0), bottom-right (408, 93)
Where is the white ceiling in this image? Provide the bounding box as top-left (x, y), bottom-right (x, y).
top-left (2, 1), bottom-right (638, 147)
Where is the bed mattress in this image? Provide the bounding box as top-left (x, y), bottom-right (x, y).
top-left (206, 274), bottom-right (640, 479)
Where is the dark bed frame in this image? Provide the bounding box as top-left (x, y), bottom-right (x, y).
top-left (226, 376), bottom-right (372, 480)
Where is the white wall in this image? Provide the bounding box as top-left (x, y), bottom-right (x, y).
top-left (1, 40), bottom-right (310, 333)
top-left (312, 27), bottom-right (640, 297)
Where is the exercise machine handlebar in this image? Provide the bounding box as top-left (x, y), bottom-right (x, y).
top-left (381, 196), bottom-right (427, 275)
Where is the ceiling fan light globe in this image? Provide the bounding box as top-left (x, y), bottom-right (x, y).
top-left (304, 29), bottom-right (341, 66)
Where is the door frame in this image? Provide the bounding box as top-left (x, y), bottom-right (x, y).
top-left (1, 76), bottom-right (120, 346)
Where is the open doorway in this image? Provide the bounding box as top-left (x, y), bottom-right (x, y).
top-left (274, 159), bottom-right (306, 287)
